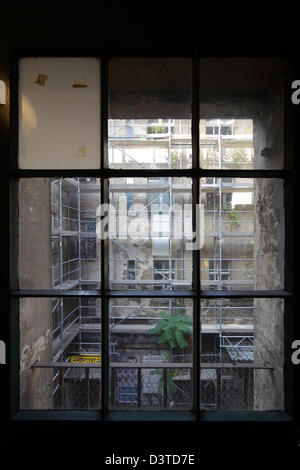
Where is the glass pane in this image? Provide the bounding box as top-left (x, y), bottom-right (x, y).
top-left (20, 297), bottom-right (101, 409)
top-left (109, 298), bottom-right (193, 410)
top-left (200, 58), bottom-right (284, 169)
top-left (200, 119), bottom-right (254, 169)
top-left (19, 57), bottom-right (101, 169)
top-left (109, 177), bottom-right (192, 290)
top-left (200, 178), bottom-right (284, 290)
top-left (19, 178), bottom-right (101, 290)
top-left (108, 58), bottom-right (192, 169)
top-left (200, 298), bottom-right (284, 411)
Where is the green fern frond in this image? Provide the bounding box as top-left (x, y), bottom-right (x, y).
top-left (174, 329), bottom-right (188, 348)
top-left (158, 310), bottom-right (172, 321)
top-left (177, 324), bottom-right (193, 335)
top-left (157, 336), bottom-right (166, 344)
top-left (148, 321), bottom-right (168, 335)
top-left (178, 315), bottom-right (193, 324)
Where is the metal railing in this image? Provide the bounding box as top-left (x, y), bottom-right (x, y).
top-left (32, 361), bottom-right (274, 411)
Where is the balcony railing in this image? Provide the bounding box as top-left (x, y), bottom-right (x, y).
top-left (31, 361), bottom-right (274, 411)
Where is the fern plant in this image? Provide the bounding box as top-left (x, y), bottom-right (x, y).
top-left (148, 309), bottom-right (193, 349)
top-left (150, 351), bottom-right (177, 401)
top-left (148, 310), bottom-right (192, 405)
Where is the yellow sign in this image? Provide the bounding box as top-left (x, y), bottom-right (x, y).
top-left (70, 354), bottom-right (101, 364)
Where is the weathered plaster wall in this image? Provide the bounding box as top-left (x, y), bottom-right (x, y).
top-left (253, 298), bottom-right (284, 410)
top-left (253, 178), bottom-right (285, 410)
top-left (19, 179), bottom-right (53, 409)
top-left (253, 79), bottom-right (285, 409)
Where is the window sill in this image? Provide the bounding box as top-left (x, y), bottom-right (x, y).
top-left (11, 410), bottom-right (292, 422)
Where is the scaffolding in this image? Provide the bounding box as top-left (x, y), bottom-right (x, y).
top-left (46, 118), bottom-right (257, 409)
top-left (108, 118), bottom-right (254, 332)
top-left (51, 177), bottom-right (101, 290)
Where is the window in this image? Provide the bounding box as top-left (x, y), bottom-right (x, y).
top-left (153, 260), bottom-right (175, 290)
top-left (205, 120), bottom-right (233, 136)
top-left (147, 191), bottom-right (170, 213)
top-left (81, 219), bottom-right (97, 260)
top-left (10, 54), bottom-right (293, 422)
top-left (147, 119), bottom-right (171, 135)
top-left (208, 259), bottom-right (231, 290)
top-left (127, 260), bottom-right (136, 289)
top-left (127, 193), bottom-right (134, 211)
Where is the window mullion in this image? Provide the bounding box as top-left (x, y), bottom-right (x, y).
top-left (101, 54), bottom-right (109, 417)
top-left (192, 50), bottom-right (200, 415)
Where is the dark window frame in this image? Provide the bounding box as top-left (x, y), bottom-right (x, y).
top-left (9, 47), bottom-right (294, 423)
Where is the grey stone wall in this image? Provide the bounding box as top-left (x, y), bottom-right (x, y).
top-left (253, 124), bottom-right (285, 409)
top-left (253, 298), bottom-right (284, 410)
top-left (19, 179), bottom-right (53, 409)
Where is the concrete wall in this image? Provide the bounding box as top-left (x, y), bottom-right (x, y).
top-left (253, 299), bottom-right (284, 410)
top-left (109, 59), bottom-right (192, 119)
top-left (253, 77), bottom-right (285, 409)
top-left (19, 179), bottom-right (53, 409)
top-left (253, 178), bottom-right (285, 410)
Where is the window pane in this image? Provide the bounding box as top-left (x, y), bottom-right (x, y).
top-left (109, 298), bottom-right (193, 410)
top-left (108, 58), bottom-right (192, 169)
top-left (200, 58), bottom-right (285, 169)
top-left (200, 178), bottom-right (284, 290)
top-left (109, 177), bottom-right (192, 290)
top-left (19, 178), bottom-right (101, 290)
top-left (19, 58), bottom-right (101, 169)
top-left (200, 298), bottom-right (284, 411)
top-left (19, 297), bottom-right (101, 409)
top-left (200, 119), bottom-right (254, 169)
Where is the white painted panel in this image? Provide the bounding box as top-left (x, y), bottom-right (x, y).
top-left (19, 58), bottom-right (100, 169)
top-left (152, 237), bottom-right (169, 256)
top-left (0, 80), bottom-right (6, 105)
top-left (232, 191), bottom-right (253, 207)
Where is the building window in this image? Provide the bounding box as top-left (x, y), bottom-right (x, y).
top-left (205, 120), bottom-right (233, 136)
top-left (127, 260), bottom-right (136, 289)
top-left (127, 193), bottom-right (134, 211)
top-left (81, 237), bottom-right (97, 260)
top-left (153, 259), bottom-right (175, 290)
top-left (11, 55), bottom-right (292, 421)
top-left (209, 260), bottom-right (231, 290)
top-left (81, 219), bottom-right (97, 260)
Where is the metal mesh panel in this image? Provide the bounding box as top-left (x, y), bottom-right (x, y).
top-left (53, 368), bottom-right (101, 410)
top-left (200, 367), bottom-right (254, 410)
top-left (110, 365), bottom-right (192, 410)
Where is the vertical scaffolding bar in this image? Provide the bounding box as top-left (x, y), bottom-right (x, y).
top-left (219, 178), bottom-right (222, 291)
top-left (59, 179), bottom-right (63, 287)
top-left (218, 176), bottom-right (224, 364)
top-left (137, 368), bottom-right (142, 408)
top-left (58, 179), bottom-right (64, 362)
top-left (78, 179), bottom-right (82, 356)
